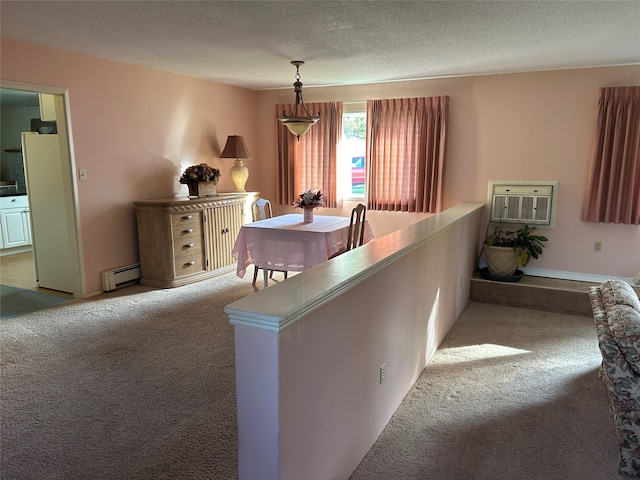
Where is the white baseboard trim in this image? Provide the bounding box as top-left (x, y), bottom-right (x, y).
top-left (0, 246), bottom-right (32, 257)
top-left (521, 267), bottom-right (635, 286)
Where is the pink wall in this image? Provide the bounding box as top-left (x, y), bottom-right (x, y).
top-left (1, 38), bottom-right (259, 295)
top-left (2, 37), bottom-right (638, 294)
top-left (255, 66), bottom-right (640, 279)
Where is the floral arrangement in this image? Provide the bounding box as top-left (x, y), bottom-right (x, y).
top-left (293, 188), bottom-right (325, 209)
top-left (179, 163), bottom-right (221, 184)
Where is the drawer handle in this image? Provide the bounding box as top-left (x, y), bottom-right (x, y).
top-left (182, 215), bottom-right (193, 220)
top-left (184, 261), bottom-right (195, 266)
top-left (182, 228), bottom-right (193, 234)
top-left (184, 243), bottom-right (195, 248)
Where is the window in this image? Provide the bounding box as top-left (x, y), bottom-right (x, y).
top-left (339, 105), bottom-right (366, 200)
top-left (275, 102), bottom-right (343, 208)
top-left (277, 97), bottom-right (448, 213)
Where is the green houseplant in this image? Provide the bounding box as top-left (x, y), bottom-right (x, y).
top-left (483, 223), bottom-right (548, 277)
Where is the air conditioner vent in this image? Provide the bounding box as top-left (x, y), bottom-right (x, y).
top-left (488, 181), bottom-right (558, 229)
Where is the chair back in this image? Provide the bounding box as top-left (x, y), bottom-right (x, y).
top-left (346, 203), bottom-right (367, 251)
top-left (251, 198), bottom-right (273, 221)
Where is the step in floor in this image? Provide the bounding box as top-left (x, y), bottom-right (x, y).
top-left (470, 273), bottom-right (639, 317)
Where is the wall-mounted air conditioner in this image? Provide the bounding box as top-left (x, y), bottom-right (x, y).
top-left (488, 180), bottom-right (558, 229)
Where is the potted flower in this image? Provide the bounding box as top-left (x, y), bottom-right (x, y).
top-left (179, 163), bottom-right (221, 197)
top-left (293, 188), bottom-right (324, 223)
top-left (483, 223), bottom-right (548, 278)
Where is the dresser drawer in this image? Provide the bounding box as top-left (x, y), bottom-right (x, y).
top-left (173, 237), bottom-right (204, 258)
top-left (172, 222), bottom-right (203, 241)
top-left (174, 253), bottom-right (205, 277)
top-left (171, 212), bottom-right (201, 226)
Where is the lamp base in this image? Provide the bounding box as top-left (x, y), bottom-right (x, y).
top-left (230, 159), bottom-right (249, 192)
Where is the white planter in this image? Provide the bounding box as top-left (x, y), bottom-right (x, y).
top-left (303, 207), bottom-right (314, 223)
top-left (484, 245), bottom-right (522, 276)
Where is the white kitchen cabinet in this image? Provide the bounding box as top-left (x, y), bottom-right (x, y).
top-left (0, 196), bottom-right (32, 248)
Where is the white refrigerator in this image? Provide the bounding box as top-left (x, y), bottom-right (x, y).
top-left (21, 132), bottom-right (75, 294)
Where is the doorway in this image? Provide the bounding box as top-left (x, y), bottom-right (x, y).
top-left (0, 252), bottom-right (72, 297)
top-left (0, 83), bottom-right (83, 299)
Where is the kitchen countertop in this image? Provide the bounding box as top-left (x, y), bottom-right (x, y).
top-left (0, 192), bottom-right (27, 198)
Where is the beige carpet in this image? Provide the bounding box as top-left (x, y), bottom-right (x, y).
top-left (1, 272), bottom-right (257, 479)
top-left (350, 303), bottom-right (621, 480)
top-left (0, 272), bottom-right (622, 479)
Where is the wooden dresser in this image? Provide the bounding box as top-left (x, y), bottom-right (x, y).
top-left (134, 193), bottom-right (255, 288)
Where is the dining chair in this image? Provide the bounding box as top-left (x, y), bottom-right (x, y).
top-left (330, 203), bottom-right (367, 259)
top-left (346, 203), bottom-right (367, 251)
top-left (251, 197), bottom-right (272, 223)
top-left (250, 197), bottom-right (288, 286)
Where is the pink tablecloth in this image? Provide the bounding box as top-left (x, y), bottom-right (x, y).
top-left (232, 213), bottom-right (374, 277)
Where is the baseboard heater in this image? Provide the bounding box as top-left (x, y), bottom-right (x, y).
top-left (101, 263), bottom-right (141, 291)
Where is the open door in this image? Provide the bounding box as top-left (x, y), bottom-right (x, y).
top-left (21, 132), bottom-right (76, 293)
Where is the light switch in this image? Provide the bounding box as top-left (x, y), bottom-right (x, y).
top-left (79, 169), bottom-right (87, 181)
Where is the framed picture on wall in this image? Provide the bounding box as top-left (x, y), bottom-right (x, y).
top-left (30, 118), bottom-right (57, 134)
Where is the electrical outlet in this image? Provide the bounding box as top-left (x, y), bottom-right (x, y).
top-left (594, 241), bottom-right (602, 252)
top-left (379, 363), bottom-right (386, 384)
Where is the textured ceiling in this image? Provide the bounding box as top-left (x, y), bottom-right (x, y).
top-left (1, 0), bottom-right (639, 91)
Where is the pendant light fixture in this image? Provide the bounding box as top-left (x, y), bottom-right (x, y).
top-left (278, 61), bottom-right (320, 140)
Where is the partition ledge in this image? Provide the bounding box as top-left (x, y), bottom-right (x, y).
top-left (225, 203), bottom-right (484, 332)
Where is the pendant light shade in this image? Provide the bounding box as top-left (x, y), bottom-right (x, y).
top-left (278, 61), bottom-right (320, 140)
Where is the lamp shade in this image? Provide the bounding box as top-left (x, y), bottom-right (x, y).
top-left (280, 117), bottom-right (318, 137)
top-left (220, 135), bottom-right (250, 159)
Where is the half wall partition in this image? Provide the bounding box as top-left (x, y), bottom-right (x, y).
top-left (225, 203), bottom-right (484, 480)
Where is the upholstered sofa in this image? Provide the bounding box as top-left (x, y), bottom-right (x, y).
top-left (590, 279), bottom-right (640, 477)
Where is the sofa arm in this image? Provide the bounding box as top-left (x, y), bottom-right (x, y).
top-left (590, 287), bottom-right (640, 413)
top-left (591, 286), bottom-right (640, 475)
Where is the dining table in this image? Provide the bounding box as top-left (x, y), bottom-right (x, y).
top-left (232, 213), bottom-right (374, 287)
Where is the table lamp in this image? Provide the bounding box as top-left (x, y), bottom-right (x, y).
top-left (220, 135), bottom-right (251, 192)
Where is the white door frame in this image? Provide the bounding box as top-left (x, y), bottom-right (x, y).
top-left (1, 80), bottom-right (85, 299)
